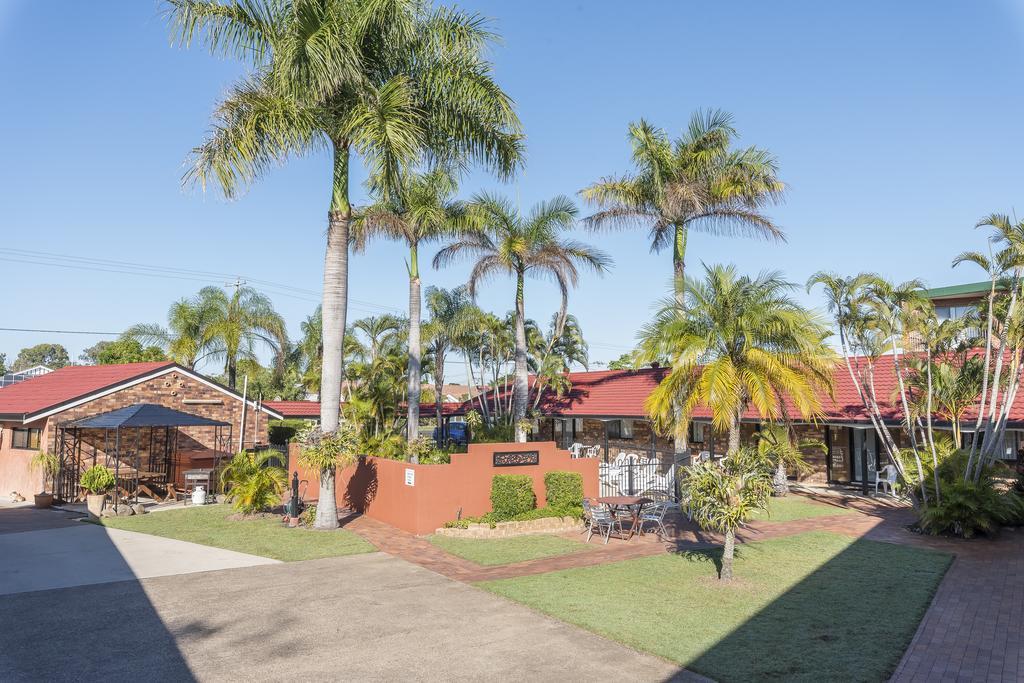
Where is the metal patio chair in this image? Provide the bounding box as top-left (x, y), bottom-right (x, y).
top-left (637, 501), bottom-right (680, 539)
top-left (583, 499), bottom-right (623, 544)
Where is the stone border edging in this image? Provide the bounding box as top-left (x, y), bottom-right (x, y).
top-left (435, 516), bottom-right (583, 538)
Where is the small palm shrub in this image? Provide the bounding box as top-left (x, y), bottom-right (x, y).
top-left (490, 474), bottom-right (535, 520)
top-left (80, 465), bottom-right (116, 495)
top-left (29, 451), bottom-right (60, 494)
top-left (683, 448), bottom-right (772, 581)
top-left (219, 450), bottom-right (287, 514)
top-left (918, 478), bottom-right (1024, 538)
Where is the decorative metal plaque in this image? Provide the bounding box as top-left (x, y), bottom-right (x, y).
top-left (492, 450), bottom-right (540, 467)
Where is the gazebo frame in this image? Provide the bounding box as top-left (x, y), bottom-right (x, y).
top-left (55, 403), bottom-right (231, 509)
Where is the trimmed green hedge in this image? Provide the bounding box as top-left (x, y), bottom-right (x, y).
top-left (490, 474), bottom-right (535, 520)
top-left (544, 471), bottom-right (583, 510)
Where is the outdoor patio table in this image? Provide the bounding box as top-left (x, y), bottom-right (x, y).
top-left (596, 495), bottom-right (652, 540)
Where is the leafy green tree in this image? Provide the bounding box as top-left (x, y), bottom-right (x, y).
top-left (13, 343), bottom-right (69, 371)
top-left (168, 0), bottom-right (522, 528)
top-left (435, 194), bottom-right (611, 441)
top-left (200, 285), bottom-right (288, 389)
top-left (0, 352), bottom-right (6, 375)
top-left (93, 338), bottom-right (167, 365)
top-left (607, 351), bottom-right (637, 370)
top-left (639, 264), bottom-right (835, 453)
top-left (126, 296), bottom-right (217, 368)
top-left (351, 315), bottom-right (405, 365)
top-left (684, 448), bottom-right (773, 581)
top-left (582, 111), bottom-right (784, 306)
top-left (354, 169), bottom-right (466, 442)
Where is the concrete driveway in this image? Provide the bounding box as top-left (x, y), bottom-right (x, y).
top-left (1, 550), bottom-right (689, 681)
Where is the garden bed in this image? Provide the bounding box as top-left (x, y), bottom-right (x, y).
top-left (435, 515), bottom-right (582, 538)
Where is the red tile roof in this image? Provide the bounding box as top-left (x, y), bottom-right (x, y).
top-left (532, 354), bottom-right (997, 425)
top-left (0, 362), bottom-right (175, 418)
top-left (263, 400), bottom-right (322, 419)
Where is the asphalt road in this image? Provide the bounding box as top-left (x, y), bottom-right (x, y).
top-left (0, 515), bottom-right (690, 682)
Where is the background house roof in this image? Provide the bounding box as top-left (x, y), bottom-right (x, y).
top-left (925, 281), bottom-right (996, 301)
top-left (263, 400), bottom-right (321, 419)
top-left (0, 362), bottom-right (174, 418)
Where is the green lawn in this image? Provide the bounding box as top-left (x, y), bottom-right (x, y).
top-left (482, 531), bottom-right (950, 682)
top-left (100, 505), bottom-right (376, 562)
top-left (750, 494), bottom-right (857, 522)
top-left (430, 533), bottom-right (591, 566)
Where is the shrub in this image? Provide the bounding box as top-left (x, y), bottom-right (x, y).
top-left (490, 474), bottom-right (535, 520)
top-left (544, 471), bottom-right (583, 510)
top-left (268, 419), bottom-right (309, 445)
top-left (298, 423), bottom-right (360, 472)
top-left (80, 465), bottom-right (115, 495)
top-left (29, 451), bottom-right (60, 493)
top-left (918, 478), bottom-right (1024, 538)
top-left (219, 450), bottom-right (288, 514)
top-left (300, 503), bottom-right (317, 527)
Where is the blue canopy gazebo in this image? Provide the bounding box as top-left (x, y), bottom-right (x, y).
top-left (55, 403), bottom-right (231, 507)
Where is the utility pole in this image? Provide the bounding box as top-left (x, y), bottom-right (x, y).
top-left (225, 277), bottom-right (246, 293)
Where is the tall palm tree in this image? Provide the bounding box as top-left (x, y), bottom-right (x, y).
top-left (200, 286), bottom-right (288, 389)
top-left (423, 285), bottom-right (472, 443)
top-left (354, 170), bottom-right (465, 441)
top-left (352, 315), bottom-right (405, 364)
top-left (298, 306), bottom-right (323, 398)
top-left (581, 111), bottom-right (784, 307)
top-left (435, 194), bottom-right (611, 441)
top-left (167, 0), bottom-right (522, 528)
top-left (638, 264), bottom-right (835, 453)
top-left (126, 296), bottom-right (215, 369)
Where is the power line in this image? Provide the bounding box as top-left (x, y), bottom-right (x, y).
top-left (0, 248), bottom-right (404, 314)
top-left (0, 327), bottom-right (122, 336)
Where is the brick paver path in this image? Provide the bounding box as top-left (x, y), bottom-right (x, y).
top-left (344, 494), bottom-right (1024, 682)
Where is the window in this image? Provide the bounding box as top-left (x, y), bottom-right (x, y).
top-left (689, 422), bottom-right (707, 443)
top-left (605, 420), bottom-right (622, 439)
top-left (11, 428), bottom-right (41, 450)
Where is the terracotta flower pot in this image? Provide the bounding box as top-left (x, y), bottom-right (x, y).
top-left (86, 493), bottom-right (106, 520)
top-left (33, 493), bottom-right (53, 509)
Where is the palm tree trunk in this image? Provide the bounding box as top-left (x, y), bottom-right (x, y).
top-left (406, 243), bottom-right (422, 451)
top-left (673, 224), bottom-right (688, 311)
top-left (435, 342), bottom-right (445, 446)
top-left (966, 280), bottom-right (997, 478)
top-left (720, 528), bottom-right (735, 581)
top-left (513, 272), bottom-right (529, 442)
top-left (773, 461), bottom-right (789, 496)
top-left (315, 142), bottom-right (351, 531)
top-left (227, 358), bottom-right (237, 389)
top-left (728, 414), bottom-right (741, 455)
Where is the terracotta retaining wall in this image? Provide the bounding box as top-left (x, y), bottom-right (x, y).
top-left (289, 441), bottom-right (598, 536)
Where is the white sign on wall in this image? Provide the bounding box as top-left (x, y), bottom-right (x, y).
top-left (404, 468), bottom-right (415, 486)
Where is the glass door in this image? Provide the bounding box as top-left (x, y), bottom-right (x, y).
top-left (852, 429), bottom-right (878, 483)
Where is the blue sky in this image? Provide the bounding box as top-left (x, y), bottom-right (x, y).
top-left (1, 1), bottom-right (1023, 379)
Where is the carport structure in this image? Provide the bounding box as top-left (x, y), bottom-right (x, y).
top-left (55, 403), bottom-right (231, 507)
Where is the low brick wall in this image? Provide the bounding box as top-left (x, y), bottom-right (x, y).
top-left (434, 515), bottom-right (583, 538)
top-left (289, 441), bottom-right (598, 536)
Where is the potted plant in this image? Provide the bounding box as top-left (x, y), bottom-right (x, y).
top-left (29, 451), bottom-right (60, 508)
top-left (80, 465), bottom-right (116, 519)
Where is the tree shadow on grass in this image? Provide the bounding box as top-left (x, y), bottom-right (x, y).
top-left (681, 536), bottom-right (951, 682)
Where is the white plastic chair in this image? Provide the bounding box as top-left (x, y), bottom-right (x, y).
top-left (875, 465), bottom-right (898, 495)
top-left (584, 444), bottom-right (602, 459)
top-left (569, 442), bottom-right (583, 458)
